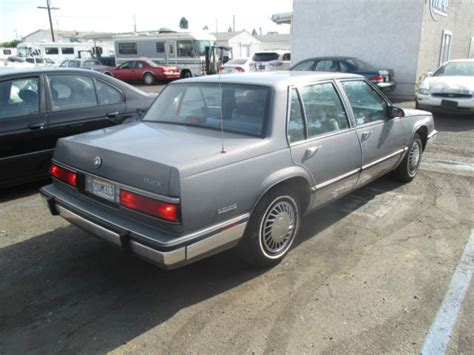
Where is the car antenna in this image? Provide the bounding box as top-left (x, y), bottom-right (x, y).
top-left (218, 52), bottom-right (226, 154)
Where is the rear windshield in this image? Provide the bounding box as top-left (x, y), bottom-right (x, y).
top-left (434, 61), bottom-right (474, 76)
top-left (144, 83), bottom-right (270, 137)
top-left (345, 58), bottom-right (375, 71)
top-left (252, 52), bottom-right (279, 62)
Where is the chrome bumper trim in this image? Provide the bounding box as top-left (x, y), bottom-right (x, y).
top-left (51, 199), bottom-right (247, 267)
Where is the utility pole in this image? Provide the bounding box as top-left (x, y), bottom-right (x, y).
top-left (232, 14), bottom-right (235, 32)
top-left (133, 14), bottom-right (137, 32)
top-left (37, 0), bottom-right (59, 42)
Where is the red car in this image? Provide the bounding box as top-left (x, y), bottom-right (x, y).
top-left (104, 59), bottom-right (180, 85)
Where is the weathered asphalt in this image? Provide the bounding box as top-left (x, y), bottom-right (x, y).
top-left (0, 90), bottom-right (472, 354)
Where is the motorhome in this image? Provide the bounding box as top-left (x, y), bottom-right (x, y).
top-left (114, 32), bottom-right (216, 77)
top-left (16, 42), bottom-right (113, 64)
top-left (0, 47), bottom-right (17, 60)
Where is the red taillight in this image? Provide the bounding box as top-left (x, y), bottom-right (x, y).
top-left (219, 67), bottom-right (224, 72)
top-left (51, 163), bottom-right (77, 186)
top-left (119, 189), bottom-right (180, 222)
top-left (370, 75), bottom-right (384, 82)
top-left (234, 66), bottom-right (245, 72)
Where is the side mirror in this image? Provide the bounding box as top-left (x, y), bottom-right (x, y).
top-left (388, 106), bottom-right (405, 118)
top-left (426, 71), bottom-right (433, 77)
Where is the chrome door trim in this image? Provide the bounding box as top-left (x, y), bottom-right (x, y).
top-left (361, 147), bottom-right (407, 171)
top-left (312, 168), bottom-right (361, 191)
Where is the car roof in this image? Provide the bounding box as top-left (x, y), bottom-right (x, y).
top-left (296, 56), bottom-right (360, 62)
top-left (0, 67), bottom-right (105, 79)
top-left (173, 71), bottom-right (362, 89)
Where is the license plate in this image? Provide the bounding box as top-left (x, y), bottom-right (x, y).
top-left (441, 99), bottom-right (458, 108)
top-left (86, 176), bottom-right (116, 202)
top-left (259, 65), bottom-right (266, 70)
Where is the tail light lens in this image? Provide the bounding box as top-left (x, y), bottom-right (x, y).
top-left (120, 189), bottom-right (180, 222)
top-left (369, 75), bottom-right (384, 82)
top-left (219, 67), bottom-right (224, 72)
top-left (51, 163), bottom-right (77, 187)
top-left (234, 66), bottom-right (245, 72)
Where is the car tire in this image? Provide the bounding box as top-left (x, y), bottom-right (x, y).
top-left (393, 134), bottom-right (423, 182)
top-left (143, 73), bottom-right (155, 85)
top-left (238, 186), bottom-right (301, 268)
top-left (182, 70), bottom-right (192, 78)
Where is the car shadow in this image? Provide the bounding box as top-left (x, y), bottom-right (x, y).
top-left (0, 176), bottom-right (404, 353)
top-left (0, 179), bottom-right (50, 204)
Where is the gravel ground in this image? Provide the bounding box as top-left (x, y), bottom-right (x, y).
top-left (0, 99), bottom-right (472, 354)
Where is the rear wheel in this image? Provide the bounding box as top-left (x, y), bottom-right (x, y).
top-left (143, 72), bottom-right (155, 85)
top-left (238, 186), bottom-right (301, 267)
top-left (393, 134), bottom-right (423, 182)
top-left (181, 70), bottom-right (192, 78)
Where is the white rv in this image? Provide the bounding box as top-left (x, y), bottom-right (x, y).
top-left (16, 42), bottom-right (113, 63)
top-left (114, 32), bottom-right (216, 77)
top-left (0, 47), bottom-right (17, 60)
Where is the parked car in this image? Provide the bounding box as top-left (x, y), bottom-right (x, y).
top-left (104, 60), bottom-right (180, 85)
top-left (1, 55), bottom-right (54, 69)
top-left (59, 58), bottom-right (113, 73)
top-left (416, 59), bottom-right (474, 114)
top-left (0, 68), bottom-right (156, 188)
top-left (219, 57), bottom-right (252, 73)
top-left (250, 50), bottom-right (291, 72)
top-left (40, 72), bottom-right (436, 269)
top-left (291, 56), bottom-right (396, 93)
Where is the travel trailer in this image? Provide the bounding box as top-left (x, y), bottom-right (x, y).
top-left (16, 42), bottom-right (113, 63)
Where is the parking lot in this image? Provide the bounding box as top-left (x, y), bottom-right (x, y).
top-left (0, 96), bottom-right (473, 354)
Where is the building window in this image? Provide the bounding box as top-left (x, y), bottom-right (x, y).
top-left (45, 47), bottom-right (59, 55)
top-left (439, 30), bottom-right (452, 65)
top-left (118, 42), bottom-right (137, 55)
top-left (156, 42), bottom-right (165, 54)
top-left (61, 47), bottom-right (74, 54)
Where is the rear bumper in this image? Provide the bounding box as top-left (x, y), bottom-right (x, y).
top-left (40, 184), bottom-right (249, 269)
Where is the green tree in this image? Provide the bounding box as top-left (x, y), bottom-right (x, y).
top-left (179, 17), bottom-right (189, 29)
top-left (1, 39), bottom-right (21, 48)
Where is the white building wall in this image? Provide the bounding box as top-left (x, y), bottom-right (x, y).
top-left (292, 0), bottom-right (424, 100)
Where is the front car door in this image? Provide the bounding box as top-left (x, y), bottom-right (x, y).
top-left (113, 61), bottom-right (134, 81)
top-left (0, 75), bottom-right (50, 186)
top-left (288, 81), bottom-right (362, 210)
top-left (338, 79), bottom-right (406, 186)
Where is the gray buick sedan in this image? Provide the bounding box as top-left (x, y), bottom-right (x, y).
top-left (41, 72), bottom-right (437, 269)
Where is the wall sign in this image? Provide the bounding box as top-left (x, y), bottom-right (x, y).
top-left (430, 0), bottom-right (449, 21)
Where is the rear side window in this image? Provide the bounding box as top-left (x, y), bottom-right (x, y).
top-left (288, 89), bottom-right (305, 143)
top-left (0, 78), bottom-right (40, 119)
top-left (282, 53), bottom-right (291, 61)
top-left (48, 75), bottom-right (97, 111)
top-left (292, 60), bottom-right (315, 71)
top-left (299, 82), bottom-right (349, 138)
top-left (252, 52), bottom-right (279, 62)
top-left (96, 80), bottom-right (123, 105)
top-left (341, 80), bottom-right (388, 125)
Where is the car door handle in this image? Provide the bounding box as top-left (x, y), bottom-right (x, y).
top-left (304, 145), bottom-right (321, 159)
top-left (28, 122), bottom-right (46, 130)
top-left (106, 111), bottom-right (120, 118)
top-left (361, 131), bottom-right (372, 141)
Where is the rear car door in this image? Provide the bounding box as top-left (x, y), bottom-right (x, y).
top-left (0, 75), bottom-right (50, 186)
top-left (339, 79), bottom-right (406, 186)
top-left (288, 81), bottom-right (362, 209)
top-left (46, 74), bottom-right (126, 144)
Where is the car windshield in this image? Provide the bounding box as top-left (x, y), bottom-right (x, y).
top-left (193, 40), bottom-right (212, 56)
top-left (434, 61), bottom-right (474, 76)
top-left (144, 83), bottom-right (270, 137)
top-left (226, 58), bottom-right (248, 65)
top-left (345, 58), bottom-right (375, 71)
top-left (252, 52), bottom-right (279, 62)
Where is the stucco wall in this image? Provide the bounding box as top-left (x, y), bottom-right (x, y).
top-left (292, 0), bottom-right (425, 100)
top-left (416, 0), bottom-right (474, 80)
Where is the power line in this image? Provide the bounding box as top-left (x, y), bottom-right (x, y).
top-left (37, 0), bottom-right (59, 42)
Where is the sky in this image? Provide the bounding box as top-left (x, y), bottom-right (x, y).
top-left (0, 0), bottom-right (293, 42)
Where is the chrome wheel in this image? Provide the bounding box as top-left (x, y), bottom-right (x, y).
top-left (143, 73), bottom-right (154, 85)
top-left (408, 139), bottom-right (421, 176)
top-left (259, 196), bottom-right (298, 259)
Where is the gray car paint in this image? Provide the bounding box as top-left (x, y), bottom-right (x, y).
top-left (41, 71), bottom-right (435, 255)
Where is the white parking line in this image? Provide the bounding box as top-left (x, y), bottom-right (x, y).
top-left (420, 230), bottom-right (474, 355)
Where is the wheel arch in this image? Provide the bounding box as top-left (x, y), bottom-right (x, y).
top-left (415, 125), bottom-right (428, 151)
top-left (142, 71), bottom-right (155, 78)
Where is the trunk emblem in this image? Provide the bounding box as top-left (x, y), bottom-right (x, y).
top-left (94, 156), bottom-right (102, 168)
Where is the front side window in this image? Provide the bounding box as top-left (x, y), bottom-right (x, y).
top-left (193, 40), bottom-right (211, 56)
top-left (144, 84), bottom-right (270, 137)
top-left (315, 60), bottom-right (339, 72)
top-left (45, 47), bottom-right (59, 55)
top-left (0, 78), bottom-right (40, 119)
top-left (177, 40), bottom-right (194, 57)
top-left (118, 42), bottom-right (137, 55)
top-left (288, 89), bottom-right (306, 143)
top-left (118, 61), bottom-right (133, 69)
top-left (48, 75), bottom-right (97, 111)
top-left (83, 60), bottom-right (100, 66)
top-left (292, 60), bottom-right (315, 71)
top-left (96, 80), bottom-right (123, 105)
top-left (341, 80), bottom-right (388, 125)
top-left (59, 60), bottom-right (69, 67)
top-left (300, 82), bottom-right (349, 138)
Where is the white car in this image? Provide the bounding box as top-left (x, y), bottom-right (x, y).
top-left (250, 50), bottom-right (291, 72)
top-left (219, 58), bottom-right (252, 73)
top-left (416, 59), bottom-right (474, 114)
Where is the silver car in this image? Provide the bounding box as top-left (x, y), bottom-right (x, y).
top-left (41, 72), bottom-right (437, 269)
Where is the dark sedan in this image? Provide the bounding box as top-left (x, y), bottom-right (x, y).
top-left (59, 58), bottom-right (113, 73)
top-left (0, 68), bottom-right (155, 188)
top-left (291, 56), bottom-right (396, 93)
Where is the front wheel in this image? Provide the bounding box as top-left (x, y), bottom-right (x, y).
top-left (238, 187), bottom-right (301, 268)
top-left (393, 134), bottom-right (423, 182)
